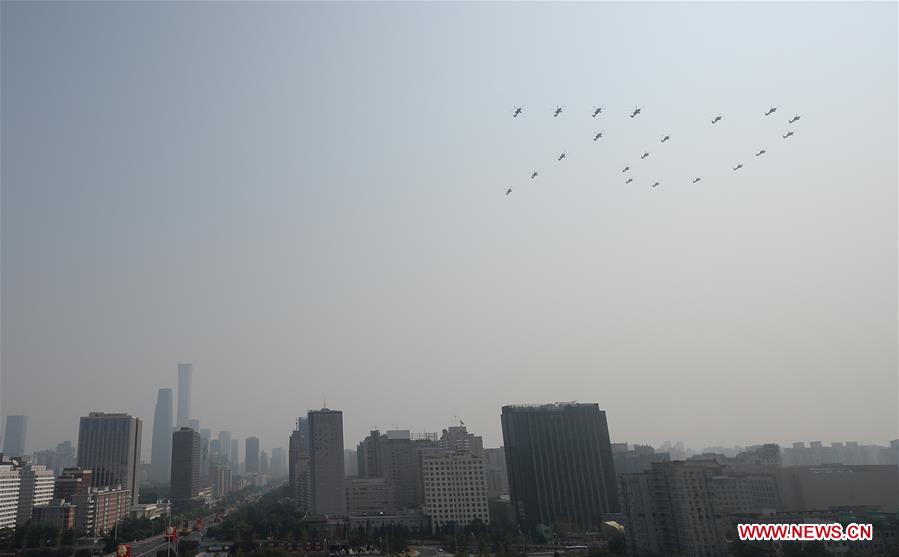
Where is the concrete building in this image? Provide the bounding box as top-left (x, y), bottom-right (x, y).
top-left (346, 477), bottom-right (395, 512)
top-left (483, 447), bottom-right (509, 498)
top-left (260, 451), bottom-right (269, 475)
top-left (31, 499), bottom-right (76, 530)
top-left (356, 429), bottom-right (435, 510)
top-left (421, 447), bottom-right (489, 530)
top-left (200, 429), bottom-right (211, 480)
top-left (289, 422), bottom-right (312, 510)
top-left (177, 363), bottom-right (192, 428)
top-left (72, 485), bottom-right (130, 537)
top-left (218, 431), bottom-right (232, 464)
top-left (76, 412), bottom-right (142, 505)
top-left (501, 402), bottom-right (619, 530)
top-left (774, 464), bottom-right (898, 512)
top-left (245, 437), bottom-right (260, 474)
top-left (344, 449), bottom-right (358, 477)
top-left (54, 468), bottom-right (93, 501)
top-left (0, 464), bottom-right (21, 529)
top-left (170, 427), bottom-right (201, 500)
top-left (438, 425), bottom-right (483, 456)
top-left (16, 462), bottom-right (55, 526)
top-left (309, 408), bottom-right (346, 516)
top-left (782, 441), bottom-right (897, 466)
top-left (270, 447), bottom-right (286, 478)
top-left (211, 465), bottom-right (232, 497)
top-left (612, 443), bottom-right (671, 475)
top-left (230, 439), bottom-right (239, 471)
top-left (149, 388), bottom-right (174, 483)
top-left (2, 415), bottom-right (27, 457)
top-left (33, 441), bottom-right (76, 476)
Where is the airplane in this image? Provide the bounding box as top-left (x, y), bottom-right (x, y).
top-left (756, 149), bottom-right (767, 157)
top-left (622, 166), bottom-right (630, 173)
top-left (625, 178), bottom-right (633, 184)
top-left (558, 152), bottom-right (566, 161)
top-left (733, 163), bottom-right (743, 171)
top-left (592, 106), bottom-right (604, 117)
top-left (593, 132), bottom-right (603, 141)
top-left (513, 106), bottom-right (523, 117)
top-left (765, 106), bottom-right (777, 116)
top-left (783, 131), bottom-right (794, 139)
top-left (553, 106), bottom-right (564, 117)
top-left (712, 115), bottom-right (723, 124)
top-left (788, 114), bottom-right (801, 124)
top-left (630, 106), bottom-right (643, 118)
top-left (661, 135), bottom-right (670, 143)
top-left (641, 152), bottom-right (650, 159)
top-left (506, 188), bottom-right (512, 195)
top-left (650, 182), bottom-right (660, 188)
top-left (692, 177), bottom-right (701, 184)
top-left (531, 171), bottom-right (539, 179)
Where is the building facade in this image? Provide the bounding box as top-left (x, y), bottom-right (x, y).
top-left (245, 437), bottom-right (260, 474)
top-left (309, 409), bottom-right (346, 516)
top-left (421, 448), bottom-right (489, 530)
top-left (177, 363), bottom-right (192, 428)
top-left (501, 402), bottom-right (619, 530)
top-left (170, 427), bottom-right (201, 500)
top-left (2, 415), bottom-right (28, 457)
top-left (76, 412), bottom-right (142, 505)
top-left (16, 462), bottom-right (54, 526)
top-left (150, 388), bottom-right (174, 483)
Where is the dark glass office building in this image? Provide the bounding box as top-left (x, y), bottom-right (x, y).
top-left (501, 403), bottom-right (619, 530)
top-left (170, 427), bottom-right (200, 500)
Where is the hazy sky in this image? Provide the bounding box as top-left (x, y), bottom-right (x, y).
top-left (2, 1), bottom-right (896, 459)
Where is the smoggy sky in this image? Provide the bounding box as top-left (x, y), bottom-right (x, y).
top-left (2, 1), bottom-right (896, 459)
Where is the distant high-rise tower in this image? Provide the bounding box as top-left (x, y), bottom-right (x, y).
top-left (2, 415), bottom-right (28, 456)
top-left (149, 389), bottom-right (173, 483)
top-left (177, 363), bottom-right (192, 428)
top-left (170, 427), bottom-right (200, 500)
top-left (501, 403), bottom-right (619, 530)
top-left (308, 408), bottom-right (346, 516)
top-left (76, 412), bottom-right (142, 505)
top-left (260, 451), bottom-right (269, 475)
top-left (245, 437), bottom-right (260, 474)
top-left (218, 431), bottom-right (232, 464)
top-left (289, 418), bottom-right (311, 509)
top-left (230, 439), bottom-right (239, 470)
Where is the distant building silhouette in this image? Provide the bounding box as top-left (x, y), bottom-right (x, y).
top-left (149, 388), bottom-right (173, 483)
top-left (308, 408), bottom-right (346, 516)
top-left (245, 437), bottom-right (260, 474)
top-left (2, 415), bottom-right (27, 457)
top-left (177, 363), bottom-right (192, 428)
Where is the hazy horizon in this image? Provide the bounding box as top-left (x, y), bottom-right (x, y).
top-left (2, 1), bottom-right (896, 459)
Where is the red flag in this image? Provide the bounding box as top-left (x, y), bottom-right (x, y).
top-left (165, 526), bottom-right (179, 542)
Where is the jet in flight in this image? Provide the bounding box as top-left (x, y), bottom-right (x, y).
top-left (661, 135), bottom-right (670, 143)
top-left (641, 152), bottom-right (650, 160)
top-left (506, 188), bottom-right (512, 195)
top-left (593, 132), bottom-right (603, 141)
top-left (630, 106), bottom-right (643, 118)
top-left (733, 163), bottom-right (743, 171)
top-left (692, 177), bottom-right (701, 184)
top-left (554, 106), bottom-right (564, 117)
top-left (558, 152), bottom-right (566, 161)
top-left (756, 149), bottom-right (767, 157)
top-left (783, 131), bottom-right (794, 139)
top-left (622, 166), bottom-right (630, 173)
top-left (625, 178), bottom-right (633, 184)
top-left (788, 114), bottom-right (801, 124)
top-left (513, 106), bottom-right (523, 117)
top-left (765, 106), bottom-right (777, 116)
top-left (651, 182), bottom-right (660, 188)
top-left (712, 115), bottom-right (723, 124)
top-left (592, 106), bottom-right (604, 117)
top-left (531, 171), bottom-right (539, 179)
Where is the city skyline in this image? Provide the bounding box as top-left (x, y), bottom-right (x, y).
top-left (2, 2), bottom-right (896, 455)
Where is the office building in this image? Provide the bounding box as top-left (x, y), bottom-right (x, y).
top-left (344, 449), bottom-right (358, 477)
top-left (270, 447), bottom-right (286, 478)
top-left (289, 422), bottom-right (311, 509)
top-left (260, 451), bottom-right (269, 475)
top-left (246, 437), bottom-right (260, 474)
top-left (72, 485), bottom-right (130, 537)
top-left (31, 499), bottom-right (76, 530)
top-left (149, 388), bottom-right (174, 483)
top-left (0, 464), bottom-right (20, 529)
top-left (612, 443), bottom-right (671, 475)
top-left (177, 363), bottom-right (193, 428)
top-left (16, 462), bottom-right (54, 526)
top-left (308, 408), bottom-right (346, 516)
top-left (346, 477), bottom-right (395, 512)
top-left (438, 425), bottom-right (483, 455)
top-left (421, 447), bottom-right (489, 530)
top-left (484, 447), bottom-right (509, 498)
top-left (76, 412), bottom-right (142, 505)
top-left (2, 415), bottom-right (27, 457)
top-left (170, 427), bottom-right (201, 500)
top-left (199, 429), bottom-right (211, 480)
top-left (218, 431), bottom-right (232, 464)
top-left (211, 465), bottom-right (232, 497)
top-left (501, 402), bottom-right (619, 530)
top-left (356, 429), bottom-right (435, 510)
top-left (230, 439), bottom-right (239, 471)
top-left (54, 468), bottom-right (93, 501)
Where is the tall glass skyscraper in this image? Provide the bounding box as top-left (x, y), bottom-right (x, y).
top-left (149, 388), bottom-right (173, 483)
top-left (501, 402), bottom-right (619, 530)
top-left (2, 415), bottom-right (28, 457)
top-left (177, 363), bottom-right (192, 428)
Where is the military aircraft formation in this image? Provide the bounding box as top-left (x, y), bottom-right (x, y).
top-left (504, 104), bottom-right (802, 194)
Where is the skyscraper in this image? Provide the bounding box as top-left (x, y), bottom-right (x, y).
top-left (245, 437), bottom-right (260, 474)
top-left (2, 415), bottom-right (27, 457)
top-left (76, 412), bottom-right (142, 505)
top-left (308, 408), bottom-right (346, 516)
top-left (149, 388), bottom-right (173, 483)
top-left (170, 427), bottom-right (200, 500)
top-left (270, 447), bottom-right (286, 478)
top-left (501, 402), bottom-right (619, 530)
top-left (260, 451), bottom-right (269, 475)
top-left (289, 419), bottom-right (311, 510)
top-left (230, 439), bottom-right (239, 471)
top-left (177, 363), bottom-right (192, 428)
top-left (218, 431), bottom-right (232, 464)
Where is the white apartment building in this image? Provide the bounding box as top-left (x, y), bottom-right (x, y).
top-left (422, 449), bottom-right (489, 530)
top-left (17, 463), bottom-right (55, 525)
top-left (0, 464), bottom-right (21, 529)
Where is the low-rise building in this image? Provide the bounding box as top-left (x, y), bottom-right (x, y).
top-left (32, 499), bottom-right (77, 530)
top-left (346, 477), bottom-right (395, 512)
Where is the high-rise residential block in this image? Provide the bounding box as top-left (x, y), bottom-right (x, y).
top-left (76, 412), bottom-right (142, 505)
top-left (308, 408), bottom-right (346, 516)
